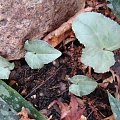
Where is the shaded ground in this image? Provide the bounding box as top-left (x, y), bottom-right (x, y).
top-left (6, 0), bottom-right (120, 119)
top-left (8, 39), bottom-right (119, 119)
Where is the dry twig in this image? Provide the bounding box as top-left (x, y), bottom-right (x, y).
top-left (44, 7), bottom-right (93, 47)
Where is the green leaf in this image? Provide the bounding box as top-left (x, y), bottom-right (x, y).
top-left (81, 47), bottom-right (115, 73)
top-left (108, 0), bottom-right (120, 19)
top-left (0, 97), bottom-right (19, 120)
top-left (107, 0), bottom-right (114, 10)
top-left (0, 80), bottom-right (47, 120)
top-left (0, 56), bottom-right (14, 79)
top-left (25, 40), bottom-right (62, 69)
top-left (72, 12), bottom-right (120, 73)
top-left (69, 75), bottom-right (97, 96)
top-left (108, 92), bottom-right (120, 120)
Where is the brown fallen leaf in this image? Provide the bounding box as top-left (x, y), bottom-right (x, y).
top-left (44, 7), bottom-right (93, 47)
top-left (48, 94), bottom-right (85, 120)
top-left (80, 115), bottom-right (87, 120)
top-left (109, 51), bottom-right (120, 100)
top-left (103, 114), bottom-right (114, 120)
top-left (9, 79), bottom-right (17, 86)
top-left (98, 76), bottom-right (114, 89)
top-left (18, 107), bottom-right (35, 120)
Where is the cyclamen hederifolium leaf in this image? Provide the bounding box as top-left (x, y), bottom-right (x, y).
top-left (0, 56), bottom-right (14, 70)
top-left (108, 92), bottom-right (120, 120)
top-left (25, 40), bottom-right (62, 69)
top-left (69, 75), bottom-right (97, 96)
top-left (0, 56), bottom-right (14, 79)
top-left (72, 12), bottom-right (120, 50)
top-left (0, 67), bottom-right (11, 80)
top-left (72, 12), bottom-right (120, 73)
top-left (81, 47), bottom-right (115, 73)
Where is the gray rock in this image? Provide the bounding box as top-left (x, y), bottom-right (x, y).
top-left (0, 0), bottom-right (85, 60)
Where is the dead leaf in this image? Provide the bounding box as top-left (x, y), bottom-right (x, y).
top-left (48, 94), bottom-right (85, 120)
top-left (47, 115), bottom-right (52, 120)
top-left (18, 107), bottom-right (35, 120)
top-left (48, 100), bottom-right (70, 119)
top-left (110, 68), bottom-right (120, 100)
top-left (9, 79), bottom-right (16, 86)
top-left (110, 49), bottom-right (120, 94)
top-left (103, 114), bottom-right (114, 120)
top-left (99, 76), bottom-right (114, 88)
top-left (80, 115), bottom-right (87, 120)
top-left (103, 76), bottom-right (114, 84)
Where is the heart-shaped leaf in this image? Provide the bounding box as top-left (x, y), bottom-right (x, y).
top-left (0, 56), bottom-right (14, 79)
top-left (72, 12), bottom-right (120, 73)
top-left (69, 75), bottom-right (97, 96)
top-left (81, 47), bottom-right (115, 73)
top-left (108, 92), bottom-right (120, 120)
top-left (25, 40), bottom-right (62, 69)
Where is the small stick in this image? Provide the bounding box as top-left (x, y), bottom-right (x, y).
top-left (43, 7), bottom-right (93, 47)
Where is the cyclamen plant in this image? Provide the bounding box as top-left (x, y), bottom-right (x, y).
top-left (69, 11), bottom-right (120, 120)
top-left (24, 40), bottom-right (61, 69)
top-left (72, 12), bottom-right (120, 73)
top-left (69, 11), bottom-right (120, 99)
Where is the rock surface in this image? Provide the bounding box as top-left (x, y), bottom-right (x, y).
top-left (0, 0), bottom-right (85, 60)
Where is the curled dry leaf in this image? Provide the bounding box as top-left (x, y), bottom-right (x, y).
top-left (18, 107), bottom-right (35, 120)
top-left (98, 76), bottom-right (114, 89)
top-left (80, 115), bottom-right (87, 120)
top-left (48, 94), bottom-right (85, 120)
top-left (103, 114), bottom-right (114, 120)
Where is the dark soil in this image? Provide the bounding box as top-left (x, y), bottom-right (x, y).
top-left (8, 38), bottom-right (119, 120)
top-left (8, 40), bottom-right (84, 119)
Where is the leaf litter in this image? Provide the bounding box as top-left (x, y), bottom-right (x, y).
top-left (48, 94), bottom-right (85, 120)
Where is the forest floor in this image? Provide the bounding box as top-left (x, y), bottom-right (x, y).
top-left (7, 0), bottom-right (120, 120)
